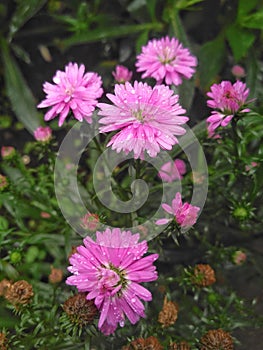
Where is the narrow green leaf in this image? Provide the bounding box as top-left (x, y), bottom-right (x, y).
top-left (0, 38), bottom-right (42, 134)
top-left (237, 0), bottom-right (259, 19)
top-left (177, 77), bottom-right (196, 111)
top-left (226, 24), bottom-right (255, 61)
top-left (246, 49), bottom-right (261, 99)
top-left (9, 0), bottom-right (47, 40)
top-left (146, 0), bottom-right (157, 21)
top-left (127, 0), bottom-right (146, 12)
top-left (242, 10), bottom-right (263, 29)
top-left (198, 35), bottom-right (225, 90)
top-left (175, 0), bottom-right (205, 10)
top-left (60, 22), bottom-right (163, 48)
top-left (136, 30), bottom-right (149, 53)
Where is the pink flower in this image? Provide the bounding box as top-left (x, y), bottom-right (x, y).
top-left (231, 65), bottom-right (246, 79)
top-left (158, 159), bottom-right (186, 182)
top-left (1, 146), bottom-right (15, 159)
top-left (98, 81), bottom-right (188, 159)
top-left (136, 36), bottom-right (197, 86)
top-left (232, 250), bottom-right (247, 265)
top-left (156, 192), bottom-right (200, 228)
top-left (112, 65), bottom-right (133, 83)
top-left (66, 228), bottom-right (158, 335)
top-left (37, 62), bottom-right (103, 126)
top-left (206, 81), bottom-right (250, 136)
top-left (245, 161), bottom-right (258, 172)
top-left (34, 126), bottom-right (52, 142)
top-left (40, 212), bottom-right (51, 219)
top-left (80, 212), bottom-right (100, 232)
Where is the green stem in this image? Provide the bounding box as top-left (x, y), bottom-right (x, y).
top-left (231, 116), bottom-right (241, 173)
top-left (84, 335), bottom-right (91, 350)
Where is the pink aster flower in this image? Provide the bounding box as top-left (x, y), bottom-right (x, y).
top-left (156, 192), bottom-right (200, 228)
top-left (80, 212), bottom-right (100, 232)
top-left (98, 81), bottom-right (188, 159)
top-left (34, 126), bottom-right (52, 142)
top-left (66, 228), bottom-right (158, 335)
top-left (37, 62), bottom-right (103, 126)
top-left (136, 36), bottom-right (197, 86)
top-left (112, 65), bottom-right (133, 83)
top-left (206, 80), bottom-right (250, 136)
top-left (158, 159), bottom-right (186, 182)
top-left (231, 65), bottom-right (246, 79)
top-left (1, 146), bottom-right (16, 159)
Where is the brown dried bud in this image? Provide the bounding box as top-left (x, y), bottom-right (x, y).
top-left (68, 246), bottom-right (77, 259)
top-left (0, 279), bottom-right (11, 297)
top-left (0, 332), bottom-right (8, 350)
top-left (200, 329), bottom-right (234, 350)
top-left (192, 264), bottom-right (216, 287)
top-left (122, 336), bottom-right (163, 350)
top-left (5, 280), bottom-right (33, 306)
top-left (63, 293), bottom-right (97, 326)
top-left (158, 296), bottom-right (179, 327)
top-left (169, 341), bottom-right (191, 350)
top-left (48, 266), bottom-right (63, 284)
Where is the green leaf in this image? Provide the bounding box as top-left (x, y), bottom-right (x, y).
top-left (175, 0), bottom-right (205, 10)
top-left (246, 49), bottom-right (262, 99)
top-left (242, 10), bottom-right (263, 29)
top-left (60, 22), bottom-right (163, 48)
top-left (127, 0), bottom-right (146, 12)
top-left (198, 36), bottom-right (225, 89)
top-left (8, 0), bottom-right (47, 40)
top-left (135, 30), bottom-right (149, 53)
top-left (237, 0), bottom-right (259, 18)
top-left (177, 77), bottom-right (196, 111)
top-left (226, 24), bottom-right (255, 61)
top-left (0, 38), bottom-right (42, 134)
top-left (146, 0), bottom-right (157, 21)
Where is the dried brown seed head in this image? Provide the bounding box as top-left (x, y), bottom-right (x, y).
top-left (48, 267), bottom-right (63, 284)
top-left (5, 280), bottom-right (33, 305)
top-left (169, 340), bottom-right (191, 350)
top-left (158, 296), bottom-right (179, 327)
top-left (0, 279), bottom-right (12, 297)
top-left (122, 336), bottom-right (163, 350)
top-left (200, 329), bottom-right (234, 350)
top-left (63, 293), bottom-right (98, 326)
top-left (192, 264), bottom-right (216, 287)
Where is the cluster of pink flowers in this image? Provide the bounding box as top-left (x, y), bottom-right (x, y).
top-left (158, 159), bottom-right (186, 182)
top-left (98, 81), bottom-right (188, 159)
top-left (66, 228), bottom-right (158, 335)
top-left (206, 81), bottom-right (250, 136)
top-left (156, 192), bottom-right (200, 228)
top-left (37, 62), bottom-right (103, 126)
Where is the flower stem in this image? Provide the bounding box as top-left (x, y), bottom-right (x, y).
top-left (84, 335), bottom-right (91, 350)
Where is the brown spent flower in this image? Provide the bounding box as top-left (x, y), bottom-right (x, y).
top-left (5, 280), bottom-right (33, 306)
top-left (0, 175), bottom-right (8, 191)
top-left (158, 296), bottom-right (179, 327)
top-left (0, 332), bottom-right (8, 350)
top-left (48, 266), bottom-right (63, 284)
top-left (192, 264), bottom-right (216, 287)
top-left (68, 246), bottom-right (77, 259)
top-left (122, 336), bottom-right (163, 350)
top-left (169, 341), bottom-right (191, 350)
top-left (0, 279), bottom-right (12, 297)
top-left (63, 293), bottom-right (98, 326)
top-left (200, 329), bottom-right (234, 350)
